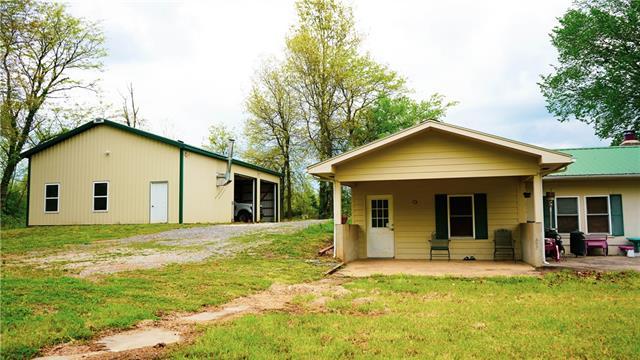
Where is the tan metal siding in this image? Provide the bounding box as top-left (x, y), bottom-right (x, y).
top-left (351, 177), bottom-right (524, 260)
top-left (29, 125), bottom-right (180, 225)
top-left (182, 151), bottom-right (280, 223)
top-left (336, 130), bottom-right (539, 182)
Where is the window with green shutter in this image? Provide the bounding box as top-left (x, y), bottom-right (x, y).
top-left (434, 194), bottom-right (448, 239)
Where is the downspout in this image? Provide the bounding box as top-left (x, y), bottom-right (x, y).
top-left (179, 148), bottom-right (184, 224)
top-left (25, 157), bottom-right (31, 227)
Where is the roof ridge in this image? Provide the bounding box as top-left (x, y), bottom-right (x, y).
top-left (556, 145), bottom-right (640, 151)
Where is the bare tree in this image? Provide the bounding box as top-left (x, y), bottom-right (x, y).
top-left (120, 83), bottom-right (143, 128)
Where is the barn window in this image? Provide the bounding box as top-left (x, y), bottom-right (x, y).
top-left (93, 181), bottom-right (109, 212)
top-left (44, 183), bottom-right (59, 213)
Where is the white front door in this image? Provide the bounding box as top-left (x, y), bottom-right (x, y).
top-left (150, 182), bottom-right (168, 223)
top-left (367, 195), bottom-right (394, 258)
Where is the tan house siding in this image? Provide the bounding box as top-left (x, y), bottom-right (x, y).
top-left (350, 177), bottom-right (524, 260)
top-left (182, 151), bottom-right (281, 224)
top-left (335, 130), bottom-right (539, 182)
top-left (544, 178), bottom-right (640, 254)
top-left (29, 125), bottom-right (180, 225)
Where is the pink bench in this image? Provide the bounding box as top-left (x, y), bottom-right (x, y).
top-left (619, 245), bottom-right (634, 254)
top-left (585, 234), bottom-right (608, 256)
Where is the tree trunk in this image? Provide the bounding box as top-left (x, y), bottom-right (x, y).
top-left (1, 154), bottom-right (20, 213)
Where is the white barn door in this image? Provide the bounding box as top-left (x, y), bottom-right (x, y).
top-left (150, 182), bottom-right (168, 223)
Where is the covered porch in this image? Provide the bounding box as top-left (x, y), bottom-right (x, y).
top-left (333, 176), bottom-right (548, 266)
top-left (308, 121), bottom-right (574, 268)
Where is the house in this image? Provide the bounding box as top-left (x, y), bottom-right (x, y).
top-left (21, 119), bottom-right (281, 226)
top-left (307, 120), bottom-right (639, 267)
top-left (543, 146), bottom-right (639, 255)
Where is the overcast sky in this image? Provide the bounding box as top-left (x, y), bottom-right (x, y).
top-left (67, 0), bottom-right (610, 149)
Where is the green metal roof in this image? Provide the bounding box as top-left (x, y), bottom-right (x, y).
top-left (20, 119), bottom-right (282, 177)
top-left (548, 146), bottom-right (640, 177)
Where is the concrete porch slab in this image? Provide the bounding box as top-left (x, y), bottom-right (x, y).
top-left (543, 255), bottom-right (640, 272)
top-left (337, 259), bottom-right (538, 277)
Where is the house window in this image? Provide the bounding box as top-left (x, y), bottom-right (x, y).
top-left (448, 195), bottom-right (474, 238)
top-left (370, 199), bottom-right (389, 228)
top-left (93, 181), bottom-right (109, 212)
top-left (44, 183), bottom-right (59, 213)
top-left (556, 197), bottom-right (579, 233)
top-left (586, 196), bottom-right (610, 234)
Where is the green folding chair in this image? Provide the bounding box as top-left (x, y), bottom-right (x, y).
top-left (494, 229), bottom-right (516, 262)
top-left (429, 232), bottom-right (450, 261)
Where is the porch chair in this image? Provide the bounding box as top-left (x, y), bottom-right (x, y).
top-left (493, 229), bottom-right (516, 262)
top-left (429, 232), bottom-right (450, 261)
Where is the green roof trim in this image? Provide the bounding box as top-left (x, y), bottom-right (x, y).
top-left (548, 146), bottom-right (640, 177)
top-left (20, 119), bottom-right (282, 177)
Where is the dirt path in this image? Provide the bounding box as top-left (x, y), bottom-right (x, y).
top-left (21, 220), bottom-right (326, 277)
top-left (35, 277), bottom-right (350, 360)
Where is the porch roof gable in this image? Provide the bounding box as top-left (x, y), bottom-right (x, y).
top-left (307, 121), bottom-right (573, 178)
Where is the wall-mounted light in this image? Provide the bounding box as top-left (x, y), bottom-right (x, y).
top-left (411, 200), bottom-right (418, 205)
top-left (105, 150), bottom-right (111, 156)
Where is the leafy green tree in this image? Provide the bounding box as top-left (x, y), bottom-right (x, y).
top-left (205, 124), bottom-right (236, 154)
top-left (539, 0), bottom-right (640, 143)
top-left (351, 94), bottom-right (458, 147)
top-left (285, 0), bottom-right (404, 217)
top-left (0, 0), bottom-right (106, 211)
top-left (245, 62), bottom-right (301, 219)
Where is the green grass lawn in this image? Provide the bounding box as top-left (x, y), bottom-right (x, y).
top-left (0, 223), bottom-right (200, 255)
top-left (175, 272), bottom-right (640, 359)
top-left (0, 222), bottom-right (334, 359)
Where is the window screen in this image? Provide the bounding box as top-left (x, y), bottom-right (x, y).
top-left (556, 197), bottom-right (579, 233)
top-left (370, 199), bottom-right (389, 228)
top-left (586, 196), bottom-right (609, 233)
top-left (449, 196), bottom-right (473, 237)
top-left (93, 182), bottom-right (109, 211)
top-left (44, 184), bottom-right (59, 213)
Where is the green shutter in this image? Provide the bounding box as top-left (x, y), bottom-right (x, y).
top-left (435, 194), bottom-right (448, 239)
top-left (610, 194), bottom-right (624, 236)
top-left (474, 193), bottom-right (488, 239)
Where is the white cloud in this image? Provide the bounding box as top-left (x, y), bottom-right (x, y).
top-left (66, 0), bottom-right (611, 149)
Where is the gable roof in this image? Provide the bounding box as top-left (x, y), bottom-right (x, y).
top-left (307, 120), bottom-right (573, 177)
top-left (20, 119), bottom-right (282, 177)
top-left (546, 146), bottom-right (640, 178)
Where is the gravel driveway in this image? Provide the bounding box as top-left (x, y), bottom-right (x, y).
top-left (24, 220), bottom-right (327, 277)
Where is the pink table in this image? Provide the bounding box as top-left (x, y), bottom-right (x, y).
top-left (585, 235), bottom-right (608, 256)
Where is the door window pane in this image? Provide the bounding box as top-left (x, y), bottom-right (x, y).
top-left (370, 198), bottom-right (389, 228)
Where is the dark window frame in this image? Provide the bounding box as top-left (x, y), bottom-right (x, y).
top-left (44, 183), bottom-right (60, 213)
top-left (93, 181), bottom-right (109, 212)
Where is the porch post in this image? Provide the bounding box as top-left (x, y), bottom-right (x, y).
top-left (532, 174), bottom-right (546, 266)
top-left (333, 180), bottom-right (342, 257)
